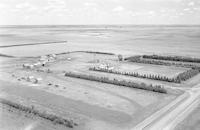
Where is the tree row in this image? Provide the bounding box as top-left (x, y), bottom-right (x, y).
top-left (125, 56), bottom-right (200, 70)
top-left (64, 71), bottom-right (167, 93)
top-left (89, 67), bottom-right (199, 83)
top-left (143, 55), bottom-right (200, 63)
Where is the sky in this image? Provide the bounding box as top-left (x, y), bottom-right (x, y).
top-left (0, 0), bottom-right (200, 25)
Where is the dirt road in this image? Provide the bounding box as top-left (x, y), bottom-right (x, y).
top-left (132, 84), bottom-right (200, 130)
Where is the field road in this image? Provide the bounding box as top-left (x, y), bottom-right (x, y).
top-left (0, 41), bottom-right (67, 48)
top-left (132, 84), bottom-right (200, 130)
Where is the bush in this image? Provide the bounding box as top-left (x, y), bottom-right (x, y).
top-left (64, 71), bottom-right (167, 93)
top-left (118, 54), bottom-right (123, 61)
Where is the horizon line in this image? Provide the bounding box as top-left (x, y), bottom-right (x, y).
top-left (0, 24), bottom-right (200, 26)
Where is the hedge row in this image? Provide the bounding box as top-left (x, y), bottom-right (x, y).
top-left (0, 98), bottom-right (76, 128)
top-left (89, 67), bottom-right (199, 83)
top-left (55, 51), bottom-right (115, 57)
top-left (56, 51), bottom-right (115, 55)
top-left (64, 71), bottom-right (167, 93)
top-left (143, 55), bottom-right (200, 63)
top-left (125, 56), bottom-right (200, 70)
top-left (84, 51), bottom-right (115, 55)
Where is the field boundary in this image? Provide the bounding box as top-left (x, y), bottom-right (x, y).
top-left (0, 41), bottom-right (67, 48)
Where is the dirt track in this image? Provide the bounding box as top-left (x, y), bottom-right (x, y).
top-left (132, 84), bottom-right (200, 130)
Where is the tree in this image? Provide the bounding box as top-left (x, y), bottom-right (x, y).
top-left (118, 54), bottom-right (123, 61)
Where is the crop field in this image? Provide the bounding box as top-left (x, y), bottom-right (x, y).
top-left (1, 25), bottom-right (200, 58)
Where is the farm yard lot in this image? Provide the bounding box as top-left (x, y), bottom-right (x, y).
top-left (45, 52), bottom-right (188, 87)
top-left (49, 52), bottom-right (189, 75)
top-left (53, 52), bottom-right (189, 78)
top-left (0, 52), bottom-right (179, 129)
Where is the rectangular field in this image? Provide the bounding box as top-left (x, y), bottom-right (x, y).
top-left (119, 63), bottom-right (189, 78)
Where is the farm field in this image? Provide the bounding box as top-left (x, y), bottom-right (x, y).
top-left (0, 51), bottom-right (183, 130)
top-left (0, 25), bottom-right (200, 130)
top-left (0, 25), bottom-right (200, 57)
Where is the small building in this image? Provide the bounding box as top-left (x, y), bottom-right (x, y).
top-left (33, 62), bottom-right (42, 67)
top-left (49, 54), bottom-right (56, 59)
top-left (29, 65), bottom-right (34, 69)
top-left (108, 66), bottom-right (114, 71)
top-left (23, 64), bottom-right (34, 69)
top-left (34, 77), bottom-right (42, 84)
top-left (41, 61), bottom-right (47, 66)
top-left (118, 54), bottom-right (123, 61)
top-left (39, 55), bottom-right (48, 61)
top-left (22, 63), bottom-right (29, 68)
top-left (27, 76), bottom-right (34, 82)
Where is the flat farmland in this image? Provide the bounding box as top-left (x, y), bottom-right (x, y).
top-left (0, 25), bottom-right (200, 130)
top-left (0, 71), bottom-right (176, 129)
top-left (1, 25), bottom-right (200, 57)
top-left (0, 51), bottom-right (180, 130)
